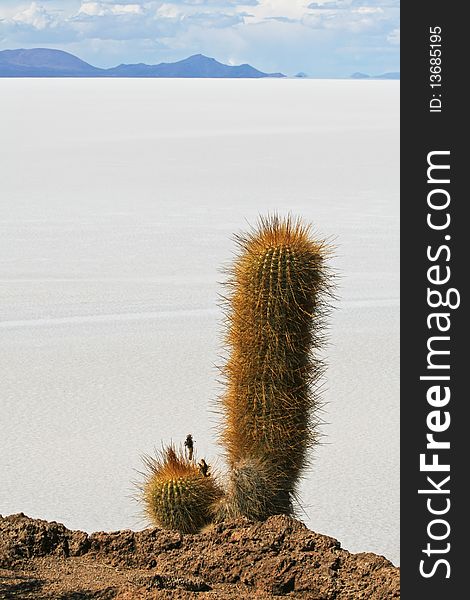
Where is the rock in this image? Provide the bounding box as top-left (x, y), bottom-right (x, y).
top-left (0, 513), bottom-right (399, 598)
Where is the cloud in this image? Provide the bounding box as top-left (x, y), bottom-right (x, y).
top-left (265, 16), bottom-right (297, 23)
top-left (387, 26), bottom-right (399, 44)
top-left (307, 2), bottom-right (347, 9)
top-left (302, 0), bottom-right (393, 33)
top-left (2, 1), bottom-right (397, 42)
top-left (71, 3), bottom-right (175, 41)
top-left (246, 0), bottom-right (307, 23)
top-left (353, 0), bottom-right (399, 5)
top-left (70, 2), bottom-right (248, 41)
top-left (192, 11), bottom-right (247, 28)
top-left (0, 2), bottom-right (78, 42)
top-left (0, 2), bottom-right (252, 45)
top-left (12, 1), bottom-right (55, 29)
top-left (178, 0), bottom-right (259, 5)
top-left (352, 6), bottom-right (384, 14)
top-left (308, 0), bottom-right (398, 8)
top-left (168, 1), bottom-right (259, 5)
top-left (78, 3), bottom-right (145, 17)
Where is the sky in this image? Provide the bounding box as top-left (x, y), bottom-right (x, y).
top-left (0, 1), bottom-right (399, 77)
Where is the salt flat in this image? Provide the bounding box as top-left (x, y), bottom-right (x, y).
top-left (0, 79), bottom-right (399, 564)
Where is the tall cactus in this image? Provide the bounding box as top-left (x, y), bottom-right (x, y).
top-left (218, 215), bottom-right (331, 518)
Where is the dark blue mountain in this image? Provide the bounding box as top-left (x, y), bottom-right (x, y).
top-left (0, 48), bottom-right (104, 77)
top-left (107, 54), bottom-right (284, 78)
top-left (351, 71), bottom-right (400, 80)
top-left (373, 72), bottom-right (400, 80)
top-left (0, 48), bottom-right (285, 78)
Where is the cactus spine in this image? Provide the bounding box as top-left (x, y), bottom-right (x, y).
top-left (142, 446), bottom-right (222, 534)
top-left (219, 215), bottom-right (331, 519)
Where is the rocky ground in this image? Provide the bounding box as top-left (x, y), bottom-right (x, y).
top-left (0, 513), bottom-right (399, 599)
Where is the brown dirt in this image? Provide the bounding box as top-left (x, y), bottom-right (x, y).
top-left (0, 513), bottom-right (399, 599)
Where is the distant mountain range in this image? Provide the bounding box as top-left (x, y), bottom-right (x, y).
top-left (350, 72), bottom-right (400, 80)
top-left (0, 48), bottom-right (285, 78)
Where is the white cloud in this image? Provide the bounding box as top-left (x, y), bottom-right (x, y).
top-left (265, 16), bottom-right (297, 23)
top-left (387, 26), bottom-right (399, 44)
top-left (12, 2), bottom-right (55, 29)
top-left (78, 2), bottom-right (144, 17)
top-left (247, 0), bottom-right (307, 23)
top-left (156, 3), bottom-right (183, 18)
top-left (302, 0), bottom-right (392, 33)
top-left (68, 1), bottom-right (247, 41)
top-left (189, 11), bottom-right (247, 28)
top-left (158, 4), bottom-right (248, 28)
top-left (353, 0), bottom-right (399, 5)
top-left (175, 0), bottom-right (259, 5)
top-left (353, 6), bottom-right (384, 14)
top-left (308, 2), bottom-right (347, 8)
top-left (0, 2), bottom-right (78, 43)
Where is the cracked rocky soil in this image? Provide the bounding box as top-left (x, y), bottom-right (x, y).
top-left (0, 513), bottom-right (399, 599)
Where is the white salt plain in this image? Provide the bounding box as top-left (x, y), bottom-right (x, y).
top-left (0, 79), bottom-right (399, 565)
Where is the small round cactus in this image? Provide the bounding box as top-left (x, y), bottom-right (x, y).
top-left (142, 445), bottom-right (222, 534)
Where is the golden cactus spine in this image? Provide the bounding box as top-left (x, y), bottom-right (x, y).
top-left (219, 215), bottom-right (331, 518)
